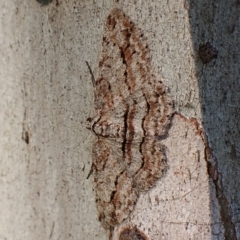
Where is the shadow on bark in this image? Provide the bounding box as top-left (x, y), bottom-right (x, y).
top-left (36, 0), bottom-right (54, 6)
top-left (187, 0), bottom-right (240, 239)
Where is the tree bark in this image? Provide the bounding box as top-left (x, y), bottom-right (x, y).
top-left (0, 1), bottom-right (239, 240)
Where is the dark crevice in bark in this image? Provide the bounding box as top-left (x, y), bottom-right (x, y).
top-left (205, 146), bottom-right (237, 240)
top-left (122, 107), bottom-right (129, 159)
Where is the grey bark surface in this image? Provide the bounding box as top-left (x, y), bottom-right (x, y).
top-left (0, 0), bottom-right (239, 240)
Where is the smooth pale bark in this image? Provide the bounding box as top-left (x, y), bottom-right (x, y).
top-left (0, 1), bottom-right (239, 240)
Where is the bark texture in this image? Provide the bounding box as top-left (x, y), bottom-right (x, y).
top-left (0, 0), bottom-right (239, 240)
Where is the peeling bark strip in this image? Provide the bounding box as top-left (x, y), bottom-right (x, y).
top-left (88, 8), bottom-right (172, 229)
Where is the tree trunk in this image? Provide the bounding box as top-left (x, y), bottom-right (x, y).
top-left (0, 1), bottom-right (239, 240)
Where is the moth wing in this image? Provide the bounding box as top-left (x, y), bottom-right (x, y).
top-left (93, 138), bottom-right (138, 229)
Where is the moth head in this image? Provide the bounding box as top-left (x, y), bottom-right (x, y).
top-left (87, 115), bottom-right (123, 138)
top-left (86, 116), bottom-right (101, 131)
top-left (86, 117), bottom-right (93, 130)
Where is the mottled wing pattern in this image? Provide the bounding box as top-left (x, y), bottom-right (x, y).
top-left (94, 9), bottom-right (150, 114)
top-left (90, 8), bottom-right (173, 229)
top-left (93, 139), bottom-right (138, 229)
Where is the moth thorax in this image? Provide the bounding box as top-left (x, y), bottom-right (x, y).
top-left (93, 121), bottom-right (123, 138)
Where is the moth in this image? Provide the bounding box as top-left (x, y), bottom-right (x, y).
top-left (87, 8), bottom-right (172, 229)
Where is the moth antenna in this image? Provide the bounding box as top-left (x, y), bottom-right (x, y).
top-left (86, 165), bottom-right (94, 179)
top-left (85, 61), bottom-right (96, 87)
